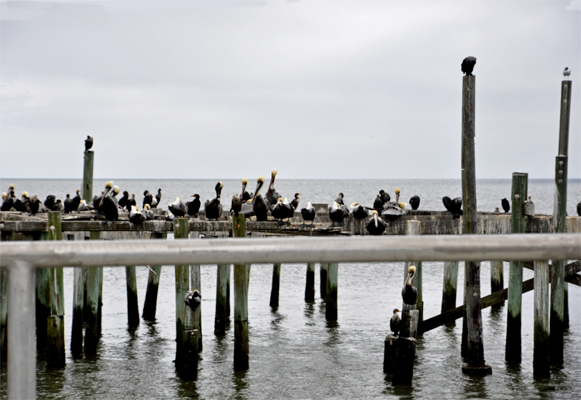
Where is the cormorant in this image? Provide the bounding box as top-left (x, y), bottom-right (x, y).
top-left (335, 193), bottom-right (345, 205)
top-left (390, 309), bottom-right (401, 336)
top-left (409, 195), bottom-right (420, 210)
top-left (44, 195), bottom-right (56, 210)
top-left (266, 169), bottom-right (281, 207)
top-left (365, 210), bottom-right (386, 235)
top-left (1, 193), bottom-right (15, 211)
top-left (350, 202), bottom-right (369, 220)
top-left (186, 194), bottom-right (201, 217)
top-left (290, 193), bottom-right (300, 210)
top-left (118, 191), bottom-right (130, 210)
top-left (129, 205), bottom-right (146, 224)
top-left (184, 290), bottom-right (201, 309)
top-left (461, 56), bottom-right (477, 76)
top-left (71, 190), bottom-right (81, 211)
top-left (205, 182), bottom-right (224, 220)
top-left (85, 135), bottom-right (93, 151)
top-left (329, 201), bottom-right (349, 226)
top-left (442, 196), bottom-right (463, 219)
top-left (373, 195), bottom-right (384, 211)
top-left (28, 194), bottom-right (47, 215)
top-left (127, 194), bottom-right (137, 210)
top-left (379, 190), bottom-right (390, 204)
top-left (155, 189), bottom-right (162, 208)
top-left (300, 202), bottom-right (316, 227)
top-left (143, 190), bottom-right (157, 209)
top-left (501, 198), bottom-right (510, 213)
top-left (252, 177), bottom-right (269, 221)
top-left (52, 199), bottom-right (64, 212)
top-left (402, 265), bottom-right (418, 306)
top-left (272, 197), bottom-right (294, 225)
top-left (169, 197), bottom-right (188, 218)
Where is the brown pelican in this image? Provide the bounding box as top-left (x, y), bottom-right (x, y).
top-left (266, 169), bottom-right (281, 207)
top-left (231, 194), bottom-right (243, 216)
top-left (251, 177), bottom-right (269, 221)
top-left (365, 210), bottom-right (386, 235)
top-left (169, 197), bottom-right (188, 218)
top-left (205, 182), bottom-right (224, 220)
top-left (1, 192), bottom-right (16, 211)
top-left (350, 202), bottom-right (369, 220)
top-left (187, 194), bottom-right (201, 217)
top-left (501, 198), bottom-right (510, 213)
top-left (409, 195), bottom-right (420, 210)
top-left (402, 265), bottom-right (418, 306)
top-left (129, 205), bottom-right (146, 224)
top-left (461, 56), bottom-right (476, 75)
top-left (272, 197), bottom-right (294, 225)
top-left (77, 199), bottom-right (93, 212)
top-left (241, 178), bottom-right (252, 202)
top-left (329, 201), bottom-right (349, 226)
top-left (390, 309), bottom-right (400, 336)
top-left (143, 203), bottom-right (154, 220)
top-left (94, 181), bottom-right (118, 221)
top-left (382, 188), bottom-right (405, 221)
top-left (300, 202), bottom-right (316, 227)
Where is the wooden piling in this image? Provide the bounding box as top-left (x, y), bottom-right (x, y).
top-left (490, 261), bottom-right (504, 308)
top-left (305, 263), bottom-right (315, 302)
top-left (71, 260), bottom-right (84, 357)
top-left (46, 212), bottom-right (65, 368)
top-left (125, 266), bottom-right (139, 328)
top-left (174, 218), bottom-right (190, 365)
top-left (190, 265), bottom-right (202, 351)
top-left (403, 221), bottom-right (422, 323)
top-left (325, 263), bottom-right (338, 321)
top-left (392, 309), bottom-right (419, 385)
top-left (232, 214), bottom-right (249, 370)
top-left (36, 234), bottom-right (51, 358)
top-left (84, 231), bottom-right (102, 356)
top-left (269, 263), bottom-right (281, 308)
top-left (179, 298), bottom-right (199, 380)
top-left (214, 264), bottom-right (230, 336)
top-left (0, 267), bottom-right (6, 358)
top-left (142, 232), bottom-right (166, 321)
top-left (534, 260), bottom-right (550, 377)
top-left (506, 172), bottom-right (528, 364)
top-left (383, 334), bottom-right (398, 374)
top-left (82, 150), bottom-right (94, 203)
top-left (441, 261), bottom-right (459, 313)
top-left (320, 263), bottom-right (328, 299)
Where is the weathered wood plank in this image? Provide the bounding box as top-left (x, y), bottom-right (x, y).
top-left (534, 260), bottom-right (550, 377)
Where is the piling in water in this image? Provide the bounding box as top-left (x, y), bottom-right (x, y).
top-left (71, 260), bottom-right (84, 356)
top-left (174, 218), bottom-right (190, 365)
top-left (0, 266), bottom-right (7, 357)
top-left (125, 266), bottom-right (139, 328)
top-left (46, 212), bottom-right (65, 368)
top-left (383, 334), bottom-right (398, 374)
top-left (490, 261), bottom-right (504, 308)
top-left (214, 264), bottom-right (230, 335)
top-left (305, 263), bottom-right (315, 302)
top-left (232, 214), bottom-right (249, 370)
top-left (269, 263), bottom-right (281, 308)
top-left (142, 232), bottom-right (166, 321)
top-left (441, 261), bottom-right (459, 313)
top-left (82, 150), bottom-right (94, 203)
top-left (320, 263), bottom-right (328, 299)
top-left (533, 260), bottom-right (550, 377)
top-left (84, 231), bottom-right (102, 356)
top-left (392, 309), bottom-right (419, 385)
top-left (325, 263), bottom-right (338, 321)
top-left (190, 265), bottom-right (202, 351)
top-left (36, 234), bottom-right (51, 359)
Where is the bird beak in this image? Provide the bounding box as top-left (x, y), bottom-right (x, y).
top-left (374, 212), bottom-right (378, 228)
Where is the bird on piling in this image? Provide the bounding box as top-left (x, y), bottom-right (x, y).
top-left (155, 189), bottom-right (162, 208)
top-left (184, 290), bottom-right (202, 309)
top-left (350, 202), bottom-right (369, 220)
top-left (365, 210), bottom-right (386, 235)
top-left (300, 202), bottom-right (316, 227)
top-left (118, 191), bottom-right (130, 210)
top-left (231, 194), bottom-right (243, 216)
top-left (52, 199), bottom-right (64, 212)
top-left (442, 196), bottom-right (463, 219)
top-left (205, 182), bottom-right (224, 220)
top-left (373, 195), bottom-right (384, 211)
top-left (186, 194), bottom-right (201, 217)
top-left (169, 197), bottom-right (188, 218)
top-left (409, 195), bottom-right (420, 211)
top-left (85, 135), bottom-right (93, 151)
top-left (1, 193), bottom-right (16, 211)
top-left (290, 193), bottom-right (300, 211)
top-left (563, 67), bottom-right (571, 80)
top-left (44, 195), bottom-right (56, 210)
top-left (329, 201), bottom-right (349, 226)
top-left (266, 169), bottom-right (281, 207)
top-left (71, 190), bottom-right (81, 211)
top-left (501, 198), bottom-right (510, 213)
top-left (129, 205), bottom-right (146, 224)
top-left (402, 265), bottom-right (418, 306)
top-left (18, 192), bottom-right (30, 213)
top-left (251, 177), bottom-right (269, 221)
top-left (143, 190), bottom-right (158, 209)
top-left (461, 56), bottom-right (477, 76)
top-left (390, 309), bottom-right (401, 336)
top-left (94, 181), bottom-right (118, 221)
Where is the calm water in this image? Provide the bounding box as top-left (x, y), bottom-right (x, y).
top-left (1, 179), bottom-right (580, 399)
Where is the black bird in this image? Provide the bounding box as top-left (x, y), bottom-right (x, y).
top-left (205, 182), bottom-right (224, 220)
top-left (52, 199), bottom-right (64, 212)
top-left (94, 181), bottom-right (118, 221)
top-left (155, 189), bottom-right (162, 208)
top-left (290, 193), bottom-right (300, 210)
top-left (335, 192), bottom-right (345, 206)
top-left (442, 196), bottom-right (463, 219)
top-left (409, 195), bottom-right (420, 211)
top-left (129, 205), bottom-right (146, 224)
top-left (501, 198), bottom-right (510, 213)
top-left (143, 190), bottom-right (154, 209)
top-left (184, 290), bottom-right (201, 309)
top-left (252, 177), bottom-right (269, 221)
top-left (7, 184), bottom-right (16, 198)
top-left (379, 190), bottom-right (390, 204)
top-left (373, 195), bottom-right (384, 211)
top-left (266, 169), bottom-right (281, 207)
top-left (118, 191), bottom-right (130, 210)
top-left (187, 194), bottom-right (201, 217)
top-left (390, 309), bottom-right (401, 336)
top-left (272, 197), bottom-right (294, 225)
top-left (1, 193), bottom-right (16, 211)
top-left (365, 210), bottom-right (386, 235)
top-left (577, 190), bottom-right (581, 216)
top-left (85, 135), bottom-right (93, 151)
top-left (329, 201), bottom-right (349, 226)
top-left (402, 265), bottom-right (418, 306)
top-left (44, 195), bottom-right (56, 210)
top-left (461, 56), bottom-right (477, 76)
top-left (300, 202), bottom-right (316, 227)
top-left (168, 197), bottom-right (188, 218)
top-left (350, 202), bottom-right (369, 220)
top-left (28, 194), bottom-right (48, 215)
top-left (71, 190), bottom-right (81, 212)
top-left (127, 194), bottom-right (137, 211)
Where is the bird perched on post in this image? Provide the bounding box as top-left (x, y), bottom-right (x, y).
top-left (169, 197), bottom-right (188, 218)
top-left (501, 198), bottom-right (510, 213)
top-left (129, 205), bottom-right (146, 225)
top-left (205, 182), bottom-right (224, 220)
top-left (231, 194), bottom-right (242, 216)
top-left (184, 290), bottom-right (201, 309)
top-left (390, 309), bottom-right (401, 336)
top-left (461, 56), bottom-right (477, 75)
top-left (563, 67), bottom-right (571, 80)
top-left (329, 201), bottom-right (349, 226)
top-left (186, 194), bottom-right (201, 217)
top-left (402, 265), bottom-right (418, 306)
top-left (85, 135), bottom-right (93, 151)
top-left (442, 196), bottom-right (463, 219)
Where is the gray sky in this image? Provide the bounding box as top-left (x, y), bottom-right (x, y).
top-left (1, 0), bottom-right (579, 179)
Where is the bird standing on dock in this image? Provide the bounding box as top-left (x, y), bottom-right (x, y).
top-left (577, 190), bottom-right (581, 216)
top-left (143, 190), bottom-right (154, 209)
top-left (290, 193), bottom-right (300, 210)
top-left (461, 56), bottom-right (477, 75)
top-left (266, 169), bottom-right (281, 207)
top-left (94, 181), bottom-right (119, 221)
top-left (300, 202), bottom-right (316, 227)
top-left (563, 67), bottom-right (571, 80)
top-left (329, 201), bottom-right (349, 226)
top-left (409, 195), bottom-right (420, 210)
top-left (77, 199), bottom-right (92, 212)
top-left (184, 290), bottom-right (202, 309)
top-left (442, 196), bottom-right (463, 219)
top-left (251, 177), bottom-right (269, 221)
top-left (365, 210), bottom-right (386, 235)
top-left (382, 188), bottom-right (405, 221)
top-left (127, 194), bottom-right (137, 210)
top-left (64, 194), bottom-right (74, 213)
top-left (272, 197), bottom-right (294, 225)
top-left (390, 309), bottom-right (401, 336)
top-left (350, 202), bottom-right (369, 220)
top-left (379, 190), bottom-right (390, 204)
top-left (28, 194), bottom-right (48, 215)
top-left (205, 182), bottom-right (224, 220)
top-left (335, 193), bottom-right (345, 206)
top-left (118, 191), bottom-right (130, 210)
top-left (71, 190), bottom-right (81, 211)
top-left (52, 199), bottom-right (64, 212)
top-left (1, 192), bottom-right (16, 211)
top-left (373, 195), bottom-right (384, 211)
top-left (241, 178), bottom-right (252, 202)
top-left (85, 135), bottom-right (93, 151)
top-left (155, 189), bottom-right (162, 208)
top-left (501, 198), bottom-right (510, 213)
top-left (187, 194), bottom-right (201, 217)
top-left (402, 265), bottom-right (418, 306)
top-left (129, 205), bottom-right (146, 224)
top-left (169, 197), bottom-right (188, 218)
top-left (143, 203), bottom-right (154, 220)
top-left (44, 195), bottom-right (56, 210)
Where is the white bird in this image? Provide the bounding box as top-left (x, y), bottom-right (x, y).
top-left (563, 67), bottom-right (571, 79)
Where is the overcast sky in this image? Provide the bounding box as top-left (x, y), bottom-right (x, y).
top-left (1, 0), bottom-right (579, 180)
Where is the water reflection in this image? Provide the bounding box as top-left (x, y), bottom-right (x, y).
top-left (462, 375), bottom-right (489, 399)
top-left (270, 309), bottom-right (286, 331)
top-left (232, 370), bottom-right (248, 397)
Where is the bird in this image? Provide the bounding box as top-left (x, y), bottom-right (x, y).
top-left (155, 189), bottom-right (162, 208)
top-left (402, 265), bottom-right (418, 306)
top-left (44, 195), bottom-right (56, 210)
top-left (94, 181), bottom-right (118, 221)
top-left (290, 193), bottom-right (300, 210)
top-left (494, 207), bottom-right (500, 213)
top-left (350, 202), bottom-right (369, 220)
top-left (300, 202), bottom-right (316, 227)
top-left (85, 135), bottom-right (93, 151)
top-left (382, 188), bottom-right (405, 221)
top-left (1, 192), bottom-right (16, 211)
top-left (168, 197), bottom-right (188, 218)
top-left (335, 193), bottom-right (345, 206)
top-left (241, 178), bottom-right (252, 202)
top-left (127, 194), bottom-right (137, 211)
top-left (129, 205), bottom-right (146, 224)
top-left (379, 190), bottom-right (390, 204)
top-left (266, 169), bottom-right (281, 207)
top-left (51, 199), bottom-right (64, 212)
top-left (186, 194), bottom-right (201, 217)
top-left (143, 190), bottom-right (154, 209)
top-left (118, 191), bottom-right (130, 210)
top-left (563, 67), bottom-right (571, 80)
top-left (28, 194), bottom-right (48, 215)
top-left (77, 199), bottom-right (93, 212)
top-left (6, 184), bottom-right (16, 198)
top-left (205, 182), bottom-right (224, 220)
top-left (184, 290), bottom-right (202, 309)
top-left (409, 195), bottom-right (420, 211)
top-left (501, 198), bottom-right (510, 213)
top-left (110, 186), bottom-right (121, 209)
top-left (577, 190), bottom-right (581, 216)
top-left (365, 210), bottom-right (386, 235)
top-left (461, 56), bottom-right (477, 75)
top-left (329, 201), bottom-right (349, 226)
top-left (71, 190), bottom-right (81, 212)
top-left (143, 203), bottom-right (154, 220)
top-left (373, 195), bottom-right (384, 211)
top-left (390, 309), bottom-right (401, 336)
top-left (231, 194), bottom-right (243, 216)
top-left (442, 196), bottom-right (463, 219)
top-left (251, 177), bottom-right (269, 221)
top-left (272, 197), bottom-right (294, 225)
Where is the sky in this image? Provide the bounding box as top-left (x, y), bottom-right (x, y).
top-left (1, 0), bottom-right (580, 180)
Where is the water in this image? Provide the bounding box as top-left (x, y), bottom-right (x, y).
top-left (1, 179), bottom-right (580, 399)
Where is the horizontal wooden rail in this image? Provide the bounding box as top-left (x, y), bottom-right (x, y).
top-left (1, 233), bottom-right (579, 268)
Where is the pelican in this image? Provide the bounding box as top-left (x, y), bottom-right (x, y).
top-left (382, 188), bottom-right (405, 221)
top-left (272, 197), bottom-right (294, 225)
top-left (461, 56), bottom-right (477, 75)
top-left (184, 290), bottom-right (202, 309)
top-left (187, 194), bottom-right (201, 217)
top-left (300, 202), bottom-right (316, 227)
top-left (143, 203), bottom-right (154, 220)
top-left (251, 177), bottom-right (269, 221)
top-left (129, 205), bottom-right (146, 224)
top-left (28, 194), bottom-right (48, 215)
top-left (329, 201), bottom-right (349, 226)
top-left (266, 169), bottom-right (281, 207)
top-left (94, 181), bottom-right (118, 221)
top-left (402, 265), bottom-right (418, 306)
top-left (1, 193), bottom-right (16, 211)
top-left (77, 199), bottom-right (93, 212)
top-left (390, 309), bottom-right (400, 336)
top-left (290, 193), bottom-right (300, 210)
top-left (350, 202), bottom-right (369, 220)
top-left (7, 184), bottom-right (15, 198)
top-left (365, 210), bottom-right (386, 235)
top-left (501, 198), bottom-right (510, 213)
top-left (205, 181), bottom-right (224, 220)
top-left (409, 195), bottom-right (420, 210)
top-left (241, 178), bottom-right (252, 202)
top-left (169, 197), bottom-right (188, 218)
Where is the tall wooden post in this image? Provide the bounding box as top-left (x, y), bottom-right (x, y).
top-left (214, 264), bottom-right (230, 335)
top-left (325, 263), bottom-right (338, 321)
top-left (0, 267), bottom-right (7, 358)
top-left (142, 232), bottom-right (166, 321)
top-left (232, 214), bottom-right (249, 370)
top-left (84, 231), bottom-right (101, 356)
top-left (403, 221), bottom-right (422, 324)
top-left (82, 150), bottom-right (94, 203)
top-left (551, 78), bottom-right (571, 366)
top-left (490, 261), bottom-right (504, 308)
top-left (189, 231), bottom-right (202, 351)
top-left (46, 212), bottom-right (65, 368)
top-left (36, 234), bottom-right (51, 359)
top-left (392, 309), bottom-right (419, 385)
top-left (320, 263), bottom-right (328, 299)
top-left (70, 236), bottom-right (84, 356)
top-left (534, 260), bottom-right (550, 377)
top-left (125, 266), bottom-right (139, 328)
top-left (441, 261), bottom-right (459, 313)
top-left (305, 263), bottom-right (316, 302)
top-left (269, 264), bottom-right (281, 308)
top-left (174, 218), bottom-right (190, 365)
top-left (460, 72), bottom-right (489, 375)
top-left (506, 173), bottom-right (528, 364)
